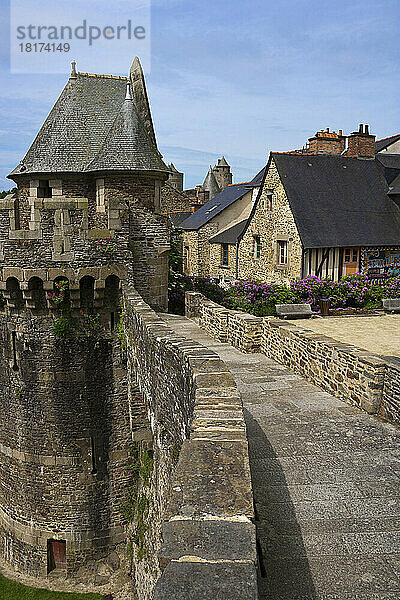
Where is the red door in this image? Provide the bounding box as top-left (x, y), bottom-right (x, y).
top-left (47, 540), bottom-right (66, 572)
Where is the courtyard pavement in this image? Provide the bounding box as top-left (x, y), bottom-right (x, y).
top-left (163, 313), bottom-right (400, 600)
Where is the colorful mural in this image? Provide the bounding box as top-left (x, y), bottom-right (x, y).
top-left (362, 247), bottom-right (400, 281)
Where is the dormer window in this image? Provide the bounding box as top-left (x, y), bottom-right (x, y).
top-left (37, 180), bottom-right (52, 198)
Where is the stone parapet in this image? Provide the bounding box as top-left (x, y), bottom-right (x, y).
top-left (122, 286), bottom-right (257, 600)
top-left (185, 291), bottom-right (262, 353)
top-left (186, 293), bottom-right (400, 425)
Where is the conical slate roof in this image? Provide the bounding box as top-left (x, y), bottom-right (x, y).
top-left (203, 167), bottom-right (221, 200)
top-left (217, 156), bottom-right (229, 167)
top-left (85, 86), bottom-right (168, 173)
top-left (9, 58), bottom-right (167, 178)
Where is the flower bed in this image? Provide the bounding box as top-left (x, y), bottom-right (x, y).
top-left (169, 273), bottom-right (400, 317)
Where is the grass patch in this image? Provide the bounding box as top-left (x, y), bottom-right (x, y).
top-left (0, 572), bottom-right (102, 600)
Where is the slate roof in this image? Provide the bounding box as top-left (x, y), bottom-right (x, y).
top-left (85, 92), bottom-right (168, 172)
top-left (389, 174), bottom-right (400, 195)
top-left (375, 134), bottom-right (400, 153)
top-left (9, 66), bottom-right (167, 177)
top-left (217, 156), bottom-right (229, 167)
top-left (272, 153), bottom-right (400, 248)
top-left (203, 168), bottom-right (221, 199)
top-left (209, 219), bottom-right (248, 244)
top-left (167, 212), bottom-right (193, 227)
top-left (180, 183), bottom-right (250, 231)
top-left (376, 154), bottom-right (400, 186)
top-left (248, 166), bottom-right (266, 187)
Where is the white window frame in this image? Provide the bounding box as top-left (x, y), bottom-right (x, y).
top-left (278, 240), bottom-right (288, 265)
top-left (96, 178), bottom-right (105, 213)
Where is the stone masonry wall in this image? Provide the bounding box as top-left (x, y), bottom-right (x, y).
top-left (186, 292), bottom-right (400, 425)
top-left (0, 313), bottom-right (132, 580)
top-left (185, 292), bottom-right (262, 353)
top-left (381, 358), bottom-right (400, 424)
top-left (160, 182), bottom-right (191, 214)
top-left (122, 286), bottom-right (257, 600)
top-left (263, 319), bottom-right (386, 415)
top-left (238, 159), bottom-right (303, 283)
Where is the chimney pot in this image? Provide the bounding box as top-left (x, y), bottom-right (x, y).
top-left (339, 129), bottom-right (343, 136)
top-left (359, 124), bottom-right (364, 133)
top-left (326, 127), bottom-right (329, 133)
top-left (365, 124), bottom-right (369, 135)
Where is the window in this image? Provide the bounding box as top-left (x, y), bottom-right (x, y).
top-left (267, 194), bottom-right (273, 211)
top-left (344, 248), bottom-right (358, 263)
top-left (221, 244), bottom-right (229, 266)
top-left (253, 236), bottom-right (261, 259)
top-left (278, 240), bottom-right (288, 265)
top-left (184, 246), bottom-right (190, 273)
top-left (96, 178), bottom-right (105, 212)
top-left (37, 180), bottom-right (52, 198)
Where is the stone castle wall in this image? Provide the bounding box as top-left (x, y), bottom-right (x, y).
top-left (1, 172), bottom-right (170, 312)
top-left (160, 182), bottom-right (191, 214)
top-left (186, 292), bottom-right (400, 425)
top-left (0, 313), bottom-right (132, 579)
top-left (122, 286), bottom-right (257, 600)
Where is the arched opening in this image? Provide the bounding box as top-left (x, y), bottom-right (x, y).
top-left (80, 276), bottom-right (95, 311)
top-left (28, 276), bottom-right (46, 309)
top-left (52, 277), bottom-right (70, 309)
top-left (104, 275), bottom-right (120, 331)
top-left (6, 277), bottom-right (24, 309)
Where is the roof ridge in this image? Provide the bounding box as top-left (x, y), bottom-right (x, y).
top-left (272, 151), bottom-right (355, 158)
top-left (78, 72), bottom-right (129, 80)
top-left (376, 133), bottom-right (400, 142)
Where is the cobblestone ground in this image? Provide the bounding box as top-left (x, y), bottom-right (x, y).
top-left (163, 314), bottom-right (400, 600)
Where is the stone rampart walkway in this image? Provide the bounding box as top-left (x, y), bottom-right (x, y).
top-left (163, 313), bottom-right (400, 600)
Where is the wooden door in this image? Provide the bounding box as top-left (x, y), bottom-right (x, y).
top-left (342, 247), bottom-right (359, 276)
top-left (47, 539), bottom-right (66, 573)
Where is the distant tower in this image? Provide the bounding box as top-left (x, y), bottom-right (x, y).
top-left (168, 163), bottom-right (184, 192)
top-left (212, 157), bottom-right (232, 191)
top-left (202, 166), bottom-right (221, 201)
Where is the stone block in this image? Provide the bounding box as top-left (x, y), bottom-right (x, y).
top-left (154, 561), bottom-right (257, 600)
top-left (159, 519), bottom-right (256, 562)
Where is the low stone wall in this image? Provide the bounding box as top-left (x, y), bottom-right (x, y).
top-left (123, 286), bottom-right (257, 600)
top-left (263, 319), bottom-right (387, 414)
top-left (185, 291), bottom-right (262, 353)
top-left (185, 292), bottom-right (400, 425)
top-left (381, 357), bottom-right (400, 424)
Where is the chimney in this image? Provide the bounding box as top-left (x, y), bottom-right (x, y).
top-left (308, 128), bottom-right (346, 154)
top-left (346, 124), bottom-right (375, 159)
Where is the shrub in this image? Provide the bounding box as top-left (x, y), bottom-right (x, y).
top-left (168, 271), bottom-right (400, 317)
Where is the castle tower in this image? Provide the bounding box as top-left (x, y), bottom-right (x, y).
top-left (202, 166), bottom-right (221, 201)
top-left (212, 156), bottom-right (232, 190)
top-left (0, 60), bottom-right (169, 584)
top-left (167, 163), bottom-right (184, 192)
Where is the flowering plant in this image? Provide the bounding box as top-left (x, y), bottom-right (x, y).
top-left (168, 272), bottom-right (400, 316)
top-left (96, 235), bottom-right (116, 256)
top-left (47, 279), bottom-right (69, 306)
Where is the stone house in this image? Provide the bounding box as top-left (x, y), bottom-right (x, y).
top-left (236, 125), bottom-right (400, 284)
top-left (180, 170), bottom-right (263, 279)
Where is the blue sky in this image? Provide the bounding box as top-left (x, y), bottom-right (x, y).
top-left (1, 0), bottom-right (399, 190)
